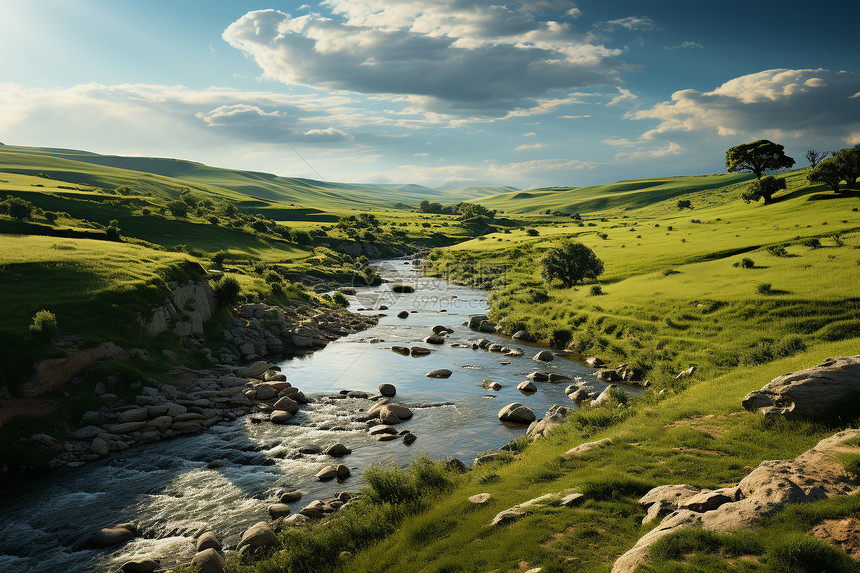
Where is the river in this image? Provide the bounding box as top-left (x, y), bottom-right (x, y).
top-left (0, 258), bottom-right (596, 572)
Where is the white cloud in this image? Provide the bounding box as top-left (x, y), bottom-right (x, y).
top-left (397, 157), bottom-right (596, 185)
top-left (599, 16), bottom-right (656, 32)
top-left (634, 68), bottom-right (860, 144)
top-left (523, 131), bottom-right (537, 136)
top-left (614, 141), bottom-right (682, 162)
top-left (663, 41), bottom-right (703, 50)
top-left (607, 86), bottom-right (637, 106)
top-left (559, 114), bottom-right (591, 119)
top-left (515, 142), bottom-right (546, 151)
top-left (222, 5), bottom-right (625, 115)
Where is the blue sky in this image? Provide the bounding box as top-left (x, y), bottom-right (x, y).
top-left (1, 0), bottom-right (859, 189)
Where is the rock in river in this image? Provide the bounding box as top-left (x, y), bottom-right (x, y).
top-left (191, 548), bottom-right (224, 573)
top-left (517, 380), bottom-right (537, 393)
top-left (533, 350), bottom-right (554, 361)
top-left (325, 443), bottom-right (352, 457)
top-left (498, 403), bottom-right (536, 424)
top-left (426, 369), bottom-right (452, 379)
top-left (379, 383), bottom-right (396, 397)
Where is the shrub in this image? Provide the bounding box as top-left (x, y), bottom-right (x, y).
top-left (803, 237), bottom-right (822, 249)
top-left (166, 200), bottom-right (188, 218)
top-left (549, 328), bottom-right (572, 348)
top-left (677, 199), bottom-right (693, 210)
top-left (526, 228), bottom-right (539, 236)
top-left (29, 310), bottom-right (58, 339)
top-left (766, 533), bottom-right (857, 573)
top-left (756, 282), bottom-right (773, 294)
top-left (767, 244), bottom-right (789, 257)
top-left (332, 292), bottom-right (350, 307)
top-left (213, 276), bottom-right (241, 307)
top-left (738, 257), bottom-right (755, 269)
top-left (211, 250), bottom-right (228, 268)
top-left (43, 211), bottom-right (58, 224)
top-left (2, 196), bottom-right (34, 220)
top-left (590, 284), bottom-right (604, 296)
top-left (105, 219), bottom-right (121, 241)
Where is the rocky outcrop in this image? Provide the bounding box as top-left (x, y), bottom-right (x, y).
top-left (138, 280), bottom-right (216, 337)
top-left (489, 489), bottom-right (584, 527)
top-left (742, 355), bottom-right (860, 419)
top-left (526, 405), bottom-right (572, 439)
top-left (219, 303), bottom-right (377, 363)
top-left (612, 429), bottom-right (860, 573)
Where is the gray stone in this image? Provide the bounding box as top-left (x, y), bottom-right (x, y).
top-left (268, 503), bottom-right (291, 519)
top-left (562, 438), bottom-right (612, 459)
top-left (369, 425), bottom-right (397, 435)
top-left (171, 420), bottom-right (202, 433)
top-left (255, 384), bottom-right (277, 400)
top-left (273, 396), bottom-right (299, 414)
top-left (533, 350), bottom-right (554, 362)
top-left (424, 334), bottom-right (446, 345)
top-left (498, 403), bottom-right (536, 424)
top-left (403, 433), bottom-right (417, 445)
top-left (469, 493), bottom-right (492, 504)
top-left (585, 356), bottom-right (605, 368)
top-left (149, 415), bottom-right (173, 432)
top-left (120, 559), bottom-right (159, 573)
top-left (315, 465), bottom-right (339, 481)
top-left (90, 437), bottom-right (109, 456)
top-left (279, 490), bottom-right (303, 503)
top-left (378, 383), bottom-right (396, 397)
top-left (742, 355), bottom-right (860, 419)
top-left (246, 361), bottom-right (270, 379)
top-left (426, 369), bottom-right (452, 379)
top-left (517, 380), bottom-right (537, 393)
top-left (105, 421), bottom-right (148, 434)
top-left (117, 408), bottom-right (149, 423)
top-left (325, 443), bottom-right (352, 457)
top-left (526, 405), bottom-right (572, 439)
top-left (71, 425), bottom-right (103, 440)
top-left (237, 521), bottom-right (278, 551)
top-left (192, 549), bottom-right (225, 573)
top-left (270, 410), bottom-right (294, 424)
top-left (93, 523), bottom-right (136, 547)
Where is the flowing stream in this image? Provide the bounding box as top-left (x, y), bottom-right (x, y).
top-left (0, 259), bottom-right (598, 572)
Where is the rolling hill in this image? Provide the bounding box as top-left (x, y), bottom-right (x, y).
top-left (0, 145), bottom-right (510, 210)
top-left (476, 172), bottom-right (755, 214)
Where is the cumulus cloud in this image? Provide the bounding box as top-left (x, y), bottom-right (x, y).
top-left (607, 86), bottom-right (637, 106)
top-left (222, 4), bottom-right (625, 115)
top-left (613, 141), bottom-right (682, 162)
top-left (599, 16), bottom-right (656, 31)
top-left (515, 142), bottom-right (546, 151)
top-left (634, 68), bottom-right (860, 144)
top-left (663, 40), bottom-right (703, 50)
top-left (397, 156), bottom-right (596, 185)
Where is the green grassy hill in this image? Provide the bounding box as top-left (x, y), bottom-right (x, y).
top-left (237, 168), bottom-right (860, 573)
top-left (478, 172), bottom-right (754, 214)
top-left (0, 145), bottom-right (509, 209)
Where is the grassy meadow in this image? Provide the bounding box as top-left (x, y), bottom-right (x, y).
top-left (3, 143), bottom-right (860, 571)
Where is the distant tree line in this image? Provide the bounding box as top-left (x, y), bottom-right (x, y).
top-left (418, 200), bottom-right (496, 220)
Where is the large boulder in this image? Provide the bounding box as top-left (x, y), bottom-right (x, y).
top-left (468, 315), bottom-right (489, 330)
top-left (742, 355), bottom-right (860, 419)
top-left (612, 429), bottom-right (860, 573)
top-left (378, 383), bottom-right (396, 397)
top-left (196, 531), bottom-right (222, 552)
top-left (191, 548), bottom-right (225, 573)
top-left (93, 523), bottom-right (136, 547)
top-left (270, 410), bottom-right (293, 424)
top-left (90, 437), bottom-right (110, 456)
top-left (273, 396), bottom-right (299, 414)
top-left (498, 403), bottom-right (536, 424)
top-left (117, 408), bottom-right (149, 423)
top-left (237, 522), bottom-right (279, 552)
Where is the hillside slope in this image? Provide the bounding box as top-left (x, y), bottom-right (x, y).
top-left (477, 172), bottom-right (754, 214)
top-left (0, 145), bottom-right (509, 209)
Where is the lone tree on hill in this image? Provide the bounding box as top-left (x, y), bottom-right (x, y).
top-left (541, 241), bottom-right (604, 288)
top-left (726, 140), bottom-right (795, 179)
top-left (741, 175), bottom-right (787, 204)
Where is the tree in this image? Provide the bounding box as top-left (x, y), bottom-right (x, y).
top-left (540, 241), bottom-right (604, 288)
top-left (833, 145), bottom-right (860, 188)
top-left (804, 150), bottom-right (830, 168)
top-left (741, 175), bottom-right (787, 204)
top-left (677, 199), bottom-right (693, 210)
top-left (726, 140), bottom-right (795, 179)
top-left (807, 158), bottom-right (843, 192)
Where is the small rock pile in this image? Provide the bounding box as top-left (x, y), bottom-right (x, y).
top-left (48, 360), bottom-right (310, 468)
